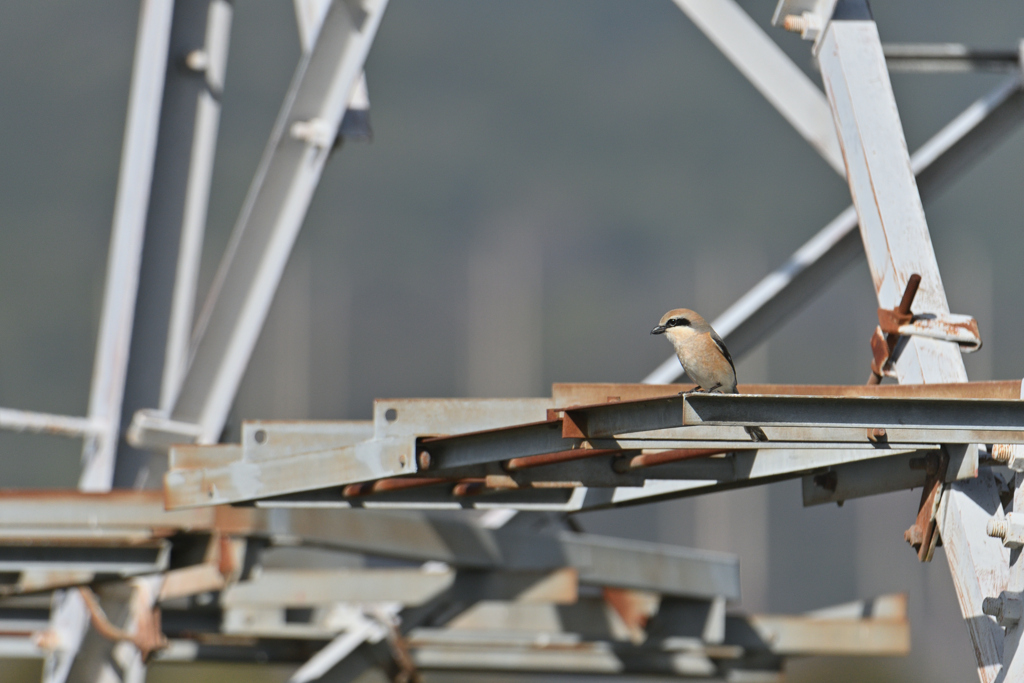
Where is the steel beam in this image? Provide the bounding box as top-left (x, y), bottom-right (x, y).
top-left (45, 4), bottom-right (174, 682)
top-left (814, 10), bottom-right (1007, 681)
top-left (883, 43), bottom-right (1020, 73)
top-left (671, 0), bottom-right (845, 175)
top-left (166, 387), bottom-right (1024, 509)
top-left (117, 0), bottom-right (234, 489)
top-left (79, 0), bottom-right (173, 493)
top-left (155, 0), bottom-right (389, 445)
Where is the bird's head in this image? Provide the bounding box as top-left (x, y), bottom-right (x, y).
top-left (651, 308), bottom-right (709, 342)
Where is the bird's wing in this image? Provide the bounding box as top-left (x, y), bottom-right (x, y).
top-left (710, 330), bottom-right (737, 375)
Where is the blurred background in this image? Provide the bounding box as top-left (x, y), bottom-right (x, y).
top-left (0, 1), bottom-right (1023, 681)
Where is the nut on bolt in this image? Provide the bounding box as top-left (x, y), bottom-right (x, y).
top-left (991, 444), bottom-right (1024, 472)
top-left (986, 513), bottom-right (1024, 548)
top-left (983, 591), bottom-right (1024, 628)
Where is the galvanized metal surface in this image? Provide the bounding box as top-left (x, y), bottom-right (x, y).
top-left (816, 12), bottom-right (1008, 681)
top-left (163, 0), bottom-right (390, 445)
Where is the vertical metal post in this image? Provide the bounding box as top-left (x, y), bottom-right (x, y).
top-left (46, 3), bottom-right (173, 682)
top-left (160, 0), bottom-right (234, 414)
top-left (116, 0), bottom-right (233, 489)
top-left (814, 8), bottom-right (1007, 681)
top-left (78, 0), bottom-right (174, 493)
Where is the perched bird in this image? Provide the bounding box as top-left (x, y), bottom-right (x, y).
top-left (651, 308), bottom-right (767, 441)
top-left (651, 308), bottom-right (736, 393)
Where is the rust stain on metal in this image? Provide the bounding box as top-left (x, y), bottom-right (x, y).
top-left (870, 274), bottom-right (922, 382)
top-left (561, 410), bottom-right (587, 439)
top-left (451, 479), bottom-right (486, 496)
top-left (624, 448), bottom-right (728, 470)
top-left (552, 380), bottom-right (1021, 404)
top-left (505, 448), bottom-right (620, 471)
top-left (342, 482), bottom-right (373, 497)
top-left (372, 477), bottom-right (449, 493)
top-left (342, 477), bottom-right (451, 497)
top-left (78, 586), bottom-right (167, 662)
top-left (903, 450), bottom-right (948, 562)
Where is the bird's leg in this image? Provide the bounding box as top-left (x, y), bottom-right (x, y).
top-left (706, 383), bottom-right (723, 393)
top-left (679, 386), bottom-right (705, 396)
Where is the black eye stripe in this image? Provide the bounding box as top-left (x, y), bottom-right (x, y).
top-left (668, 318), bottom-right (690, 327)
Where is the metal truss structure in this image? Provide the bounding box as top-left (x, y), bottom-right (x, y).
top-left (0, 492), bottom-right (907, 681)
top-left (2, 0), bottom-right (1024, 681)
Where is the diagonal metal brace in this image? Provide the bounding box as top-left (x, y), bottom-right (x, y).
top-left (904, 450), bottom-right (949, 562)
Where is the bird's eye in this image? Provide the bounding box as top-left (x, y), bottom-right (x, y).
top-left (670, 318), bottom-right (689, 327)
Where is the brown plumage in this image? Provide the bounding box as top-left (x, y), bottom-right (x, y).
top-left (651, 308), bottom-right (767, 441)
top-left (650, 308), bottom-right (736, 393)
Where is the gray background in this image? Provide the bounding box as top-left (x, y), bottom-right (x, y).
top-left (1, 1), bottom-right (1023, 681)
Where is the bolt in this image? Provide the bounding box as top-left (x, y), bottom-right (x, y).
top-left (418, 451), bottom-right (432, 470)
top-left (782, 14), bottom-right (807, 33)
top-left (987, 518), bottom-right (1008, 539)
top-left (185, 49), bottom-right (209, 72)
top-left (254, 429), bottom-right (267, 444)
top-left (992, 444), bottom-right (1012, 464)
top-left (868, 427), bottom-right (887, 443)
top-left (983, 597), bottom-right (1002, 618)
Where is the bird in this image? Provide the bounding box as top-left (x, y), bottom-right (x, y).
top-left (651, 308), bottom-right (767, 441)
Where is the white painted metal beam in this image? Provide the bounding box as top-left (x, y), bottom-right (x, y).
top-left (671, 0), bottom-right (845, 175)
top-left (79, 0), bottom-right (174, 493)
top-left (815, 15), bottom-right (1007, 682)
top-left (160, 0), bottom-right (389, 445)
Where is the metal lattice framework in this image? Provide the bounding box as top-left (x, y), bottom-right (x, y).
top-left (1, 0), bottom-right (1023, 681)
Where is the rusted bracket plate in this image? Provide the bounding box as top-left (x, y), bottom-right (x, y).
top-left (903, 451), bottom-right (949, 562)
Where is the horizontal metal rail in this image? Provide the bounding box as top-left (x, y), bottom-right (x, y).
top-left (162, 384), bottom-right (1022, 511)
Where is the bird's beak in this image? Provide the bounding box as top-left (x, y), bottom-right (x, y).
top-left (650, 325), bottom-right (666, 335)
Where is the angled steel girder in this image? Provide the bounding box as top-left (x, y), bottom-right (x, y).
top-left (162, 380), bottom-right (1024, 512)
top-left (127, 0), bottom-right (389, 450)
top-left (671, 0), bottom-right (845, 175)
top-left (808, 7), bottom-right (1011, 681)
top-left (77, 0), bottom-right (175, 494)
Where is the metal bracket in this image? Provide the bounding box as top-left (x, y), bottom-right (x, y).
top-left (869, 274), bottom-right (921, 383)
top-left (870, 274), bottom-right (982, 383)
top-left (903, 450), bottom-right (948, 562)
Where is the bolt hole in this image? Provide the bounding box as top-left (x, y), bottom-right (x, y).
top-left (385, 408), bottom-right (398, 422)
top-left (254, 429), bottom-right (267, 444)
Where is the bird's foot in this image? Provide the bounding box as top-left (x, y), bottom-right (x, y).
top-left (679, 386), bottom-right (705, 396)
